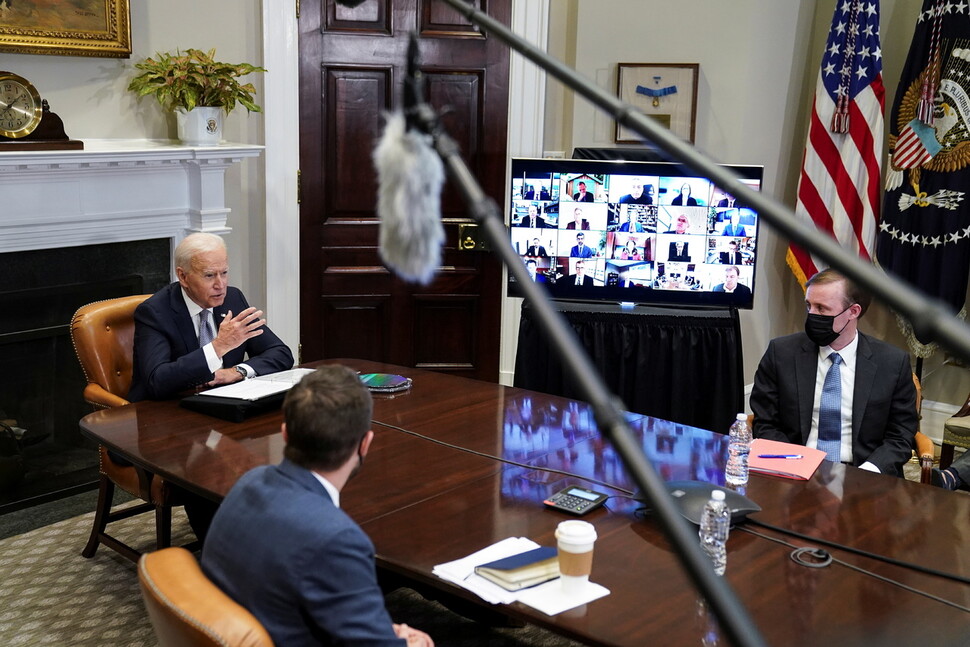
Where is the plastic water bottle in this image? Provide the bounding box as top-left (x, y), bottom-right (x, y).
top-left (725, 413), bottom-right (751, 487)
top-left (698, 489), bottom-right (730, 576)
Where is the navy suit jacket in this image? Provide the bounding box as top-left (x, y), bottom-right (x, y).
top-left (750, 332), bottom-right (917, 476)
top-left (128, 282), bottom-right (293, 401)
top-left (201, 460), bottom-right (404, 646)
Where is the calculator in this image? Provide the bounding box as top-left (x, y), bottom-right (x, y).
top-left (543, 486), bottom-right (609, 515)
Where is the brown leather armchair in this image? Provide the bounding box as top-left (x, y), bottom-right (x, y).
top-left (912, 373), bottom-right (934, 484)
top-left (139, 547), bottom-right (274, 647)
top-left (71, 295), bottom-right (183, 562)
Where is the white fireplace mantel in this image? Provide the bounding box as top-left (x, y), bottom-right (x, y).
top-left (0, 139), bottom-right (262, 255)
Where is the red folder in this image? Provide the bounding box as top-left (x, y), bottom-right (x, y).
top-left (748, 438), bottom-right (826, 480)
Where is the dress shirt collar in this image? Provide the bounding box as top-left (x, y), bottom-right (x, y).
top-left (818, 330), bottom-right (858, 365)
top-left (180, 287), bottom-right (208, 335)
top-left (311, 471), bottom-right (341, 508)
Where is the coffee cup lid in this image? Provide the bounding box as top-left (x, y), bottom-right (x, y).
top-left (555, 519), bottom-right (597, 543)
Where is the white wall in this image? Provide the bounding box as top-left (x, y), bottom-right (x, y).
top-left (4, 0), bottom-right (267, 308)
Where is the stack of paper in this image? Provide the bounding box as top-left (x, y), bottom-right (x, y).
top-left (433, 537), bottom-right (610, 614)
top-left (433, 537), bottom-right (540, 604)
top-left (749, 438), bottom-right (826, 480)
top-left (198, 368), bottom-right (315, 401)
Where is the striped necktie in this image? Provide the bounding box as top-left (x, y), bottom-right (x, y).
top-left (817, 352), bottom-right (843, 462)
top-left (198, 309), bottom-right (214, 347)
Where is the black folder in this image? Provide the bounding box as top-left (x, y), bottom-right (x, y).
top-left (179, 391), bottom-right (286, 423)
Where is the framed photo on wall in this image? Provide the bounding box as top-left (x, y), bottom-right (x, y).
top-left (616, 63), bottom-right (699, 144)
top-left (0, 0), bottom-right (131, 58)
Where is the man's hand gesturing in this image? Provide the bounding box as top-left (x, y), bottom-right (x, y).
top-left (211, 307), bottom-right (265, 358)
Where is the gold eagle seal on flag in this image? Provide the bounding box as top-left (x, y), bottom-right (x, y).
top-left (886, 46), bottom-right (970, 211)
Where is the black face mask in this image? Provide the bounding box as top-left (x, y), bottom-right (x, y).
top-left (805, 305), bottom-right (852, 347)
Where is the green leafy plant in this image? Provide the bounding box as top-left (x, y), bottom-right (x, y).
top-left (127, 48), bottom-right (266, 115)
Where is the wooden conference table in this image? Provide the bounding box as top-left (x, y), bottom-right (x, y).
top-left (80, 359), bottom-right (970, 646)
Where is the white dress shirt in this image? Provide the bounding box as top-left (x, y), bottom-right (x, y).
top-left (806, 333), bottom-right (878, 472)
top-left (180, 288), bottom-right (254, 377)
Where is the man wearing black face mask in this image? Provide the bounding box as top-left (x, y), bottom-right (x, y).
top-left (201, 365), bottom-right (434, 646)
top-left (749, 269), bottom-right (917, 476)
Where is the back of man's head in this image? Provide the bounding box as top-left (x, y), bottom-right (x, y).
top-left (806, 267), bottom-right (872, 316)
top-left (283, 365), bottom-right (373, 472)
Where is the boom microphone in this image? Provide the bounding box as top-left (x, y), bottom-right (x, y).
top-left (334, 0), bottom-right (369, 7)
top-left (372, 35), bottom-right (445, 285)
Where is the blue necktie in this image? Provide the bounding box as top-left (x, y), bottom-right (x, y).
top-left (198, 309), bottom-right (214, 347)
top-left (817, 352), bottom-right (843, 462)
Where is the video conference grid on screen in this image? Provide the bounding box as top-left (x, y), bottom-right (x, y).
top-left (508, 158), bottom-right (763, 309)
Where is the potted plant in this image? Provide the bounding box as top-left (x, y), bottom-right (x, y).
top-left (127, 48), bottom-right (266, 145)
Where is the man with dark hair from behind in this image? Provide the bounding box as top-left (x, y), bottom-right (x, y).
top-left (201, 365), bottom-right (434, 646)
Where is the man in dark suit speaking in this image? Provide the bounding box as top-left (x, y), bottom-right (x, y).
top-left (750, 268), bottom-right (917, 476)
top-left (129, 232), bottom-right (293, 401)
top-left (202, 365), bottom-right (434, 646)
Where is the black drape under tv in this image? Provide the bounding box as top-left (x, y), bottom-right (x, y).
top-left (514, 301), bottom-right (744, 434)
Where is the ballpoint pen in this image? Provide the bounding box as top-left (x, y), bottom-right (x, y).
top-left (757, 454), bottom-right (802, 459)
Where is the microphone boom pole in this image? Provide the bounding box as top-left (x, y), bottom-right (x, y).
top-left (400, 33), bottom-right (767, 647)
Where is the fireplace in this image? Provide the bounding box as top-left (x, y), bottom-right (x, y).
top-left (0, 241), bottom-right (170, 510)
top-left (0, 140), bottom-right (261, 513)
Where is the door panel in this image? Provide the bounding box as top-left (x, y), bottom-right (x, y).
top-left (299, 0), bottom-right (509, 381)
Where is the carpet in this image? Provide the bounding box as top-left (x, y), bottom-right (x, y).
top-left (0, 505), bottom-right (583, 647)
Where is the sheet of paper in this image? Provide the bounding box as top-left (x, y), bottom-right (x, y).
top-left (517, 579), bottom-right (611, 616)
top-left (198, 368), bottom-right (315, 401)
top-left (433, 537), bottom-right (541, 605)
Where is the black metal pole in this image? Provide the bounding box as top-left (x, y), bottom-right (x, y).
top-left (404, 54), bottom-right (766, 647)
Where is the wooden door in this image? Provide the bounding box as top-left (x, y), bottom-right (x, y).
top-left (298, 0), bottom-right (510, 381)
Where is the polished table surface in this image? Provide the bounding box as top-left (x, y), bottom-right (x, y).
top-left (80, 359), bottom-right (970, 646)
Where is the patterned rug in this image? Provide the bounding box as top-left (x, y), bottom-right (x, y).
top-left (0, 505), bottom-right (582, 646)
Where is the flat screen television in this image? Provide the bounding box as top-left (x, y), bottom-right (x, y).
top-left (508, 157), bottom-right (764, 309)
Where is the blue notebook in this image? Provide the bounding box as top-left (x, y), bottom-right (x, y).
top-left (474, 546), bottom-right (559, 591)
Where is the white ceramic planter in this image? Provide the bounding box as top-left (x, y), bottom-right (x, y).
top-left (175, 106), bottom-right (224, 145)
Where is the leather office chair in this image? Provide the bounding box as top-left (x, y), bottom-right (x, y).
top-left (912, 373), bottom-right (934, 484)
top-left (71, 295), bottom-right (183, 563)
top-left (139, 547), bottom-right (274, 647)
top-left (941, 388), bottom-right (970, 469)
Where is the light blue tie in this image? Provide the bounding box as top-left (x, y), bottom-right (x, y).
top-left (817, 352), bottom-right (843, 462)
top-left (198, 309), bottom-right (214, 347)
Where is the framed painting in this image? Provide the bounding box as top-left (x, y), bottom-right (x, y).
top-left (616, 63), bottom-right (699, 144)
top-left (0, 0), bottom-right (131, 58)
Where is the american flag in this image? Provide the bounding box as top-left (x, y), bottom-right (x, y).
top-left (787, 0), bottom-right (884, 287)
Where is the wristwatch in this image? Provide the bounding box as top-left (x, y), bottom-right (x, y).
top-left (234, 366), bottom-right (247, 379)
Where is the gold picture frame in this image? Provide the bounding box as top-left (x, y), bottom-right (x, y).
top-left (616, 63), bottom-right (699, 144)
top-left (0, 0), bottom-right (131, 58)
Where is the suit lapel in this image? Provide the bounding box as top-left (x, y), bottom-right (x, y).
top-left (168, 283), bottom-right (200, 352)
top-left (795, 337), bottom-right (818, 442)
top-left (853, 333), bottom-right (875, 439)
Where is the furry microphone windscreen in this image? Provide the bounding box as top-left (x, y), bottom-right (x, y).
top-left (373, 111), bottom-right (446, 285)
